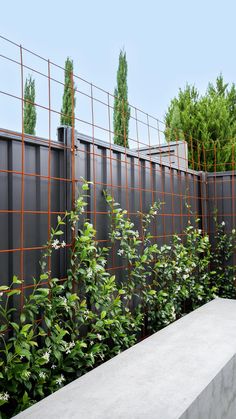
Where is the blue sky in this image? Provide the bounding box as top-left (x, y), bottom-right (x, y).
top-left (0, 0), bottom-right (236, 144)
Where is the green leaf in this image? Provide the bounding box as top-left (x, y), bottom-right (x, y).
top-left (7, 290), bottom-right (21, 297)
top-left (0, 285), bottom-right (9, 291)
top-left (0, 325), bottom-right (7, 332)
top-left (54, 230), bottom-right (64, 236)
top-left (80, 342), bottom-right (87, 348)
top-left (29, 340), bottom-right (38, 347)
top-left (10, 322), bottom-right (19, 331)
top-left (45, 317), bottom-right (51, 328)
top-left (21, 324), bottom-right (32, 334)
top-left (54, 349), bottom-right (62, 361)
top-left (20, 313), bottom-right (26, 323)
top-left (15, 348), bottom-right (31, 360)
top-left (13, 275), bottom-right (22, 284)
top-left (40, 273), bottom-right (48, 280)
top-left (22, 391), bottom-right (29, 405)
top-left (101, 310), bottom-right (106, 319)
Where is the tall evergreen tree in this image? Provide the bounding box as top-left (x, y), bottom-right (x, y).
top-left (61, 58), bottom-right (76, 126)
top-left (165, 103), bottom-right (185, 142)
top-left (165, 75), bottom-right (236, 171)
top-left (113, 50), bottom-right (130, 147)
top-left (24, 75), bottom-right (36, 135)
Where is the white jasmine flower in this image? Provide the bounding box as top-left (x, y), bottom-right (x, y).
top-left (87, 268), bottom-right (93, 279)
top-left (59, 296), bottom-right (69, 312)
top-left (170, 306), bottom-right (176, 320)
top-left (59, 296), bottom-right (67, 305)
top-left (198, 229), bottom-right (202, 234)
top-left (175, 266), bottom-right (182, 274)
top-left (117, 249), bottom-right (124, 256)
top-left (61, 241), bottom-right (66, 248)
top-left (96, 333), bottom-right (102, 341)
top-left (221, 221), bottom-right (225, 226)
top-left (39, 372), bottom-right (46, 379)
top-left (51, 364), bottom-right (56, 369)
top-left (183, 274), bottom-right (189, 280)
top-left (52, 239), bottom-right (60, 250)
top-left (95, 264), bottom-right (103, 272)
top-left (65, 341), bottom-right (75, 354)
top-left (42, 350), bottom-right (51, 363)
top-left (0, 392), bottom-right (9, 401)
top-left (56, 374), bottom-right (65, 386)
top-left (100, 260), bottom-right (106, 267)
top-left (232, 229), bottom-right (236, 234)
top-left (0, 292), bottom-right (3, 297)
top-left (198, 295), bottom-right (203, 301)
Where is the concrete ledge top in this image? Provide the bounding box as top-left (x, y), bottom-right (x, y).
top-left (14, 298), bottom-right (236, 419)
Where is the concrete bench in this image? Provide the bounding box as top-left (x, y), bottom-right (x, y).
top-left (14, 298), bottom-right (236, 419)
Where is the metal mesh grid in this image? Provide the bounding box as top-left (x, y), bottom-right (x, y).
top-left (0, 35), bottom-right (235, 305)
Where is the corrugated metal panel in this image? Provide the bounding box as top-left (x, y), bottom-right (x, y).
top-left (75, 132), bottom-right (201, 262)
top-left (0, 130), bottom-right (67, 288)
top-left (206, 171), bottom-right (236, 235)
top-left (0, 127), bottom-right (235, 288)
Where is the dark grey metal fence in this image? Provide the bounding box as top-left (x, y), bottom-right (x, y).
top-left (0, 127), bottom-right (235, 289)
top-left (206, 171), bottom-right (236, 234)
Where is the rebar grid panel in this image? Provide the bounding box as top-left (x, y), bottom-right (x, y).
top-left (0, 34), bottom-right (235, 305)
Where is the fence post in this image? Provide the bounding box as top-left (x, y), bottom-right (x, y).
top-left (199, 171), bottom-right (209, 235)
top-left (58, 126), bottom-right (73, 275)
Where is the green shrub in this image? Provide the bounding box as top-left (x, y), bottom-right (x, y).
top-left (0, 182), bottom-right (235, 418)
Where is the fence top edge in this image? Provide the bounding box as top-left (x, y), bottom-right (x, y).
top-left (0, 128), bottom-right (63, 150)
top-left (76, 131), bottom-right (199, 176)
top-left (1, 127), bottom-right (235, 178)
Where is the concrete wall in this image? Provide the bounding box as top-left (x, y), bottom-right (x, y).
top-left (14, 298), bottom-right (236, 419)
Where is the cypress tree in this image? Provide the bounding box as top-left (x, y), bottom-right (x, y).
top-left (113, 50), bottom-right (130, 147)
top-left (61, 57), bottom-right (76, 126)
top-left (24, 75), bottom-right (36, 135)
